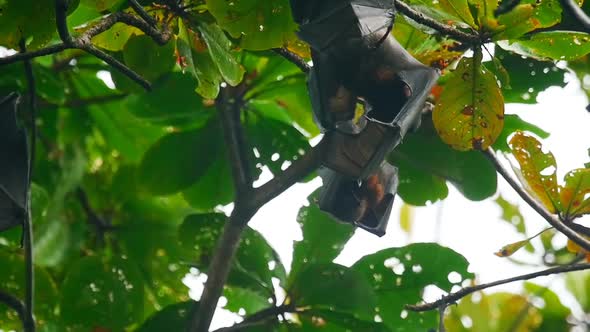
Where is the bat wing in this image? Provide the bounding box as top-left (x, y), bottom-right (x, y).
top-left (293, 0), bottom-right (395, 51)
top-left (0, 93), bottom-right (29, 232)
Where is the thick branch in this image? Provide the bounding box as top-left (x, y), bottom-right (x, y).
top-left (212, 304), bottom-right (294, 332)
top-left (560, 0), bottom-right (590, 31)
top-left (484, 149), bottom-right (590, 253)
top-left (188, 219), bottom-right (248, 332)
top-left (394, 0), bottom-right (481, 43)
top-left (20, 39), bottom-right (36, 332)
top-left (128, 0), bottom-right (157, 26)
top-left (217, 86), bottom-right (253, 196)
top-left (0, 290), bottom-right (26, 325)
top-left (406, 263), bottom-right (590, 311)
top-left (251, 141), bottom-right (325, 208)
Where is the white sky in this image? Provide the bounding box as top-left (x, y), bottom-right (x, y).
top-left (204, 71), bottom-right (590, 329)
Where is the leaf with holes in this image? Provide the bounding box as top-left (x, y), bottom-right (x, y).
top-left (434, 52), bottom-right (504, 151)
top-left (559, 168), bottom-right (590, 219)
top-left (499, 31), bottom-right (590, 61)
top-left (290, 191), bottom-right (355, 284)
top-left (352, 243), bottom-right (474, 330)
top-left (60, 255), bottom-right (144, 330)
top-left (509, 132), bottom-right (562, 213)
top-left (493, 0), bottom-right (562, 41)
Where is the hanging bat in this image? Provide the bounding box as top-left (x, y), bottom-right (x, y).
top-left (291, 0), bottom-right (439, 179)
top-left (0, 93), bottom-right (29, 232)
top-left (318, 162), bottom-right (399, 236)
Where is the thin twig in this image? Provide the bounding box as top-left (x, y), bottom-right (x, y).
top-left (19, 39), bottom-right (36, 332)
top-left (438, 304), bottom-right (447, 332)
top-left (212, 304), bottom-right (294, 332)
top-left (406, 263), bottom-right (590, 311)
top-left (394, 0), bottom-right (481, 43)
top-left (1, 3), bottom-right (172, 90)
top-left (0, 290), bottom-right (27, 326)
top-left (560, 0), bottom-right (590, 31)
top-left (484, 148), bottom-right (590, 253)
top-left (128, 0), bottom-right (157, 26)
top-left (272, 48), bottom-right (310, 73)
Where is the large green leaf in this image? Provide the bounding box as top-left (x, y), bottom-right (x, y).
top-left (434, 52), bottom-right (505, 151)
top-left (197, 22), bottom-right (245, 86)
top-left (60, 255), bottom-right (144, 330)
top-left (123, 35), bottom-right (176, 82)
top-left (524, 283), bottom-right (571, 332)
top-left (499, 31), bottom-right (590, 61)
top-left (0, 250), bottom-right (58, 331)
top-left (178, 213), bottom-right (287, 295)
top-left (352, 243), bottom-right (474, 331)
top-left (206, 0), bottom-right (297, 50)
top-left (125, 72), bottom-right (215, 125)
top-left (493, 0), bottom-right (561, 40)
top-left (489, 48), bottom-right (566, 104)
top-left (0, 0), bottom-right (56, 49)
top-left (445, 292), bottom-right (542, 331)
top-left (290, 192), bottom-right (355, 283)
top-left (290, 263), bottom-right (377, 320)
top-left (389, 116), bottom-right (497, 205)
top-left (138, 121), bottom-right (220, 195)
top-left (565, 270), bottom-right (590, 312)
top-left (136, 301), bottom-right (195, 332)
top-left (493, 114), bottom-right (549, 152)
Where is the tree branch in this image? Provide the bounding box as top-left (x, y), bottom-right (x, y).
top-left (1, 2), bottom-right (172, 91)
top-left (560, 0), bottom-right (590, 31)
top-left (0, 290), bottom-right (27, 326)
top-left (406, 263), bottom-right (590, 311)
top-left (272, 48), bottom-right (310, 73)
top-left (484, 148), bottom-right (590, 253)
top-left (20, 39), bottom-right (36, 332)
top-left (394, 0), bottom-right (481, 43)
top-left (212, 304), bottom-right (294, 332)
top-left (128, 0), bottom-right (157, 26)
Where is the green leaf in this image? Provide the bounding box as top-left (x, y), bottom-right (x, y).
top-left (125, 72), bottom-right (215, 125)
top-left (499, 31), bottom-right (590, 61)
top-left (0, 0), bottom-right (56, 49)
top-left (138, 122), bottom-right (220, 195)
top-left (389, 116), bottom-right (497, 205)
top-left (206, 0), bottom-right (297, 50)
top-left (182, 146), bottom-right (234, 211)
top-left (445, 292), bottom-right (542, 331)
top-left (290, 192), bottom-right (355, 283)
top-left (524, 282), bottom-right (571, 332)
top-left (509, 132), bottom-right (561, 213)
top-left (290, 263), bottom-right (377, 319)
top-left (434, 52), bottom-right (505, 151)
top-left (136, 301), bottom-right (195, 332)
top-left (197, 22), bottom-right (245, 86)
top-left (494, 0), bottom-right (562, 41)
top-left (177, 19), bottom-right (221, 99)
top-left (60, 255), bottom-right (144, 330)
top-left (493, 114), bottom-right (550, 152)
top-left (439, 0), bottom-right (477, 27)
top-left (80, 0), bottom-right (121, 11)
top-left (123, 35), bottom-right (176, 82)
top-left (491, 47), bottom-right (566, 104)
top-left (178, 213), bottom-right (287, 294)
top-left (352, 243), bottom-right (474, 330)
top-left (223, 287), bottom-right (270, 316)
top-left (495, 195), bottom-right (526, 234)
top-left (92, 22), bottom-right (141, 51)
top-left (245, 109), bottom-right (310, 175)
top-left (565, 270), bottom-right (590, 311)
top-left (0, 250), bottom-right (58, 331)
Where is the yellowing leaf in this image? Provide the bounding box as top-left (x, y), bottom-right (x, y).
top-left (509, 132), bottom-right (561, 213)
top-left (560, 168), bottom-right (590, 219)
top-left (399, 203), bottom-right (414, 234)
top-left (433, 51), bottom-right (505, 151)
top-left (494, 228), bottom-right (550, 257)
top-left (567, 237), bottom-right (590, 261)
top-left (439, 0), bottom-right (478, 27)
top-left (493, 4), bottom-right (536, 41)
top-left (495, 239), bottom-right (529, 257)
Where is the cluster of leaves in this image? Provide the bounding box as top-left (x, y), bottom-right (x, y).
top-left (1, 0), bottom-right (590, 330)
